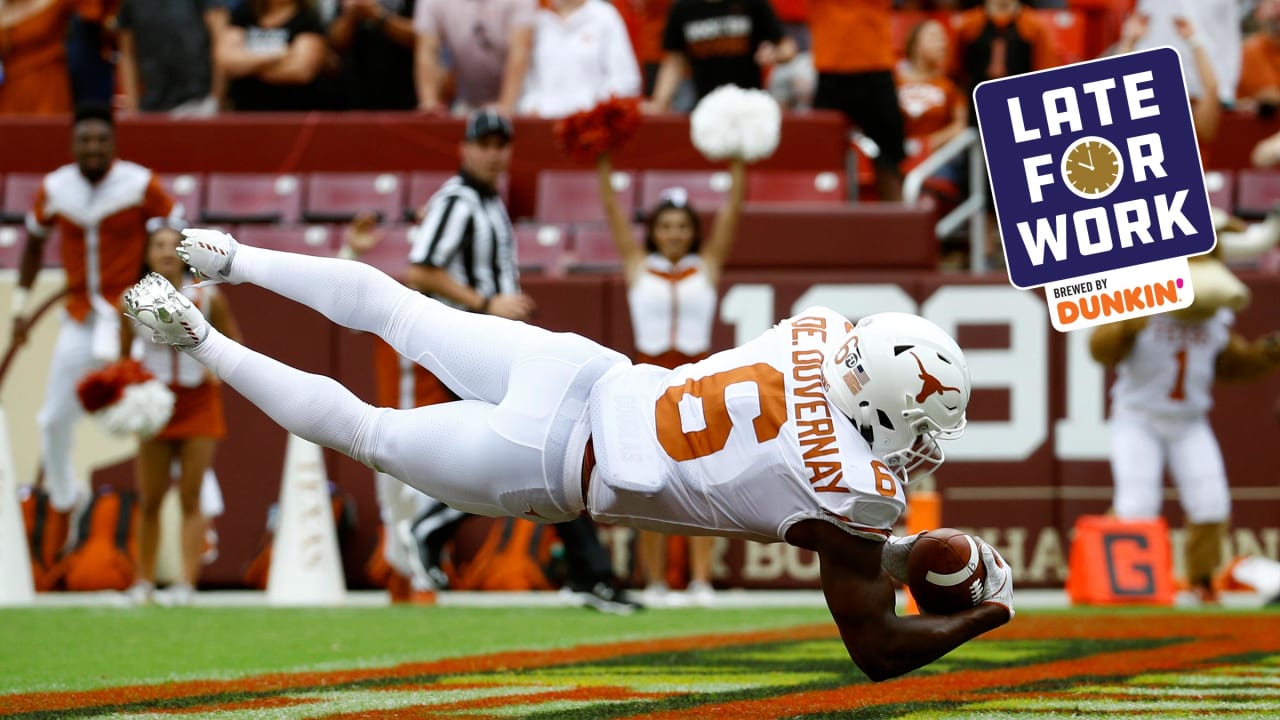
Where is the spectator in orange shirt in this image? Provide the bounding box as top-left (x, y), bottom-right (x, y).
top-left (1238, 0), bottom-right (1280, 113)
top-left (0, 0), bottom-right (102, 115)
top-left (808, 0), bottom-right (904, 201)
top-left (896, 19), bottom-right (966, 175)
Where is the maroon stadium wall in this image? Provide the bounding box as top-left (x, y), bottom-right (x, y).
top-left (89, 273), bottom-right (1280, 591)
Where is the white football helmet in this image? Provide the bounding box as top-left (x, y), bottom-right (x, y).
top-left (821, 312), bottom-right (970, 481)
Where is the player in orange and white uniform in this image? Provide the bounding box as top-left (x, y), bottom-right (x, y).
top-left (11, 106), bottom-right (180, 557)
top-left (596, 151), bottom-right (745, 605)
top-left (126, 226), bottom-right (240, 605)
top-left (1091, 260), bottom-right (1280, 602)
top-left (128, 226), bottom-right (1015, 679)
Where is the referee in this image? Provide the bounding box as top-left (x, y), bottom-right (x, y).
top-left (408, 109), bottom-right (535, 319)
top-left (399, 109), bottom-right (641, 614)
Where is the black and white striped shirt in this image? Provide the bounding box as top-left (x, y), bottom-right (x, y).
top-left (409, 172), bottom-right (519, 307)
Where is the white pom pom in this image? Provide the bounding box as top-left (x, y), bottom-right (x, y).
top-left (690, 85), bottom-right (782, 163)
top-left (96, 379), bottom-right (175, 438)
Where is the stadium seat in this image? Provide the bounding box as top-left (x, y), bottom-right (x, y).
top-left (0, 228), bottom-right (63, 268)
top-left (747, 171), bottom-right (847, 204)
top-left (232, 224), bottom-right (335, 255)
top-left (514, 223), bottom-right (570, 276)
top-left (1235, 170), bottom-right (1280, 219)
top-left (406, 172), bottom-right (455, 222)
top-left (203, 173), bottom-right (302, 224)
top-left (351, 224), bottom-right (417, 279)
top-left (304, 172), bottom-right (405, 224)
top-left (1, 173), bottom-right (42, 224)
top-left (639, 171), bottom-right (731, 214)
top-left (1036, 9), bottom-right (1087, 65)
top-left (568, 224), bottom-right (642, 272)
top-left (160, 173), bottom-right (203, 224)
top-left (0, 226), bottom-right (22, 268)
top-left (405, 172), bottom-right (512, 222)
top-left (536, 170), bottom-right (636, 225)
top-left (1205, 170), bottom-right (1234, 214)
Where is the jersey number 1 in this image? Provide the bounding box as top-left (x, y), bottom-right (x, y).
top-left (1169, 348), bottom-right (1187, 401)
top-left (656, 364), bottom-right (787, 461)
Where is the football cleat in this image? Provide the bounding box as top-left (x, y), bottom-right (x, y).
top-left (124, 273), bottom-right (210, 349)
top-left (177, 228), bottom-right (238, 282)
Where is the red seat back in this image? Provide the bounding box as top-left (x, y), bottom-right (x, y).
top-left (2, 174), bottom-right (43, 224)
top-left (304, 172), bottom-right (405, 224)
top-left (204, 174), bottom-right (302, 224)
top-left (514, 223), bottom-right (570, 276)
top-left (638, 171), bottom-right (731, 215)
top-left (747, 171), bottom-right (846, 204)
top-left (233, 224), bottom-right (336, 254)
top-left (536, 170), bottom-right (636, 225)
top-left (1204, 170), bottom-right (1234, 213)
top-left (160, 173), bottom-right (204, 226)
top-left (1235, 170), bottom-right (1280, 219)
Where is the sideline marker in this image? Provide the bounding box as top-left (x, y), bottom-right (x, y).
top-left (266, 434), bottom-right (346, 606)
top-left (1066, 515), bottom-right (1174, 606)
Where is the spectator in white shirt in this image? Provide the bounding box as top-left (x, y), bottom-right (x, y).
top-left (517, 0), bottom-right (641, 118)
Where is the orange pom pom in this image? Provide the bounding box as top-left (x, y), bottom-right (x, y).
top-left (553, 97), bottom-right (642, 163)
top-left (76, 359), bottom-right (156, 413)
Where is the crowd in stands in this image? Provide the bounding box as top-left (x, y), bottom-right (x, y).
top-left (6, 2), bottom-right (1279, 185)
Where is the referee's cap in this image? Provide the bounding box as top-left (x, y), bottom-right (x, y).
top-left (464, 109), bottom-right (514, 144)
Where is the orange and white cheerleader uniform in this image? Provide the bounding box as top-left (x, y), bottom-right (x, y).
top-left (629, 254), bottom-right (718, 370)
top-left (134, 283), bottom-right (225, 440)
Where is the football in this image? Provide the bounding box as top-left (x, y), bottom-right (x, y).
top-left (906, 528), bottom-right (987, 615)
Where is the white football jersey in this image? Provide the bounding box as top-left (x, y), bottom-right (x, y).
top-left (627, 254), bottom-right (717, 356)
top-left (587, 306), bottom-right (907, 544)
top-left (1111, 308), bottom-right (1233, 419)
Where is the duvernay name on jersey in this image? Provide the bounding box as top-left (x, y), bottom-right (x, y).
top-left (788, 312), bottom-right (851, 494)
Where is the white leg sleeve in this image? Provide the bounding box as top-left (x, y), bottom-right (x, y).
top-left (185, 329), bottom-right (584, 521)
top-left (225, 245), bottom-right (585, 405)
top-left (1109, 413), bottom-right (1166, 519)
top-left (37, 316), bottom-right (97, 511)
top-left (1168, 419), bottom-right (1230, 524)
top-left (187, 327), bottom-right (383, 466)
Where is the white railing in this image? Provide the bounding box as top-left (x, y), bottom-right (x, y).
top-left (903, 128), bottom-right (990, 272)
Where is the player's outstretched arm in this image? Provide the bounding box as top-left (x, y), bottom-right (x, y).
top-left (786, 520), bottom-right (1010, 682)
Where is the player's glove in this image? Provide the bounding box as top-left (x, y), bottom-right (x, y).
top-left (978, 541), bottom-right (1015, 620)
top-left (880, 532), bottom-right (921, 585)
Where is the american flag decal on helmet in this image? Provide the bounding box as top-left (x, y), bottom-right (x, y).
top-left (842, 367), bottom-right (868, 394)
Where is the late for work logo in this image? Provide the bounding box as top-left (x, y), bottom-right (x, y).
top-left (974, 47), bottom-right (1215, 331)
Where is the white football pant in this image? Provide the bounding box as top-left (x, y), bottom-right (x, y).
top-left (184, 246), bottom-right (625, 523)
top-left (1109, 411), bottom-right (1230, 524)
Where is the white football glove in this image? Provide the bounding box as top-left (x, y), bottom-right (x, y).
top-left (880, 532), bottom-right (921, 585)
top-left (978, 541), bottom-right (1015, 620)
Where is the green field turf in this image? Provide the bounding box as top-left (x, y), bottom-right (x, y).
top-left (0, 605), bottom-right (831, 694)
top-left (3, 605), bottom-right (1279, 719)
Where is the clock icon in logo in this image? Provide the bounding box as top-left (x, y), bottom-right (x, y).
top-left (1061, 136), bottom-right (1124, 200)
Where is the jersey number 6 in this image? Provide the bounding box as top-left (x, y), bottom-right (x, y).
top-left (655, 364), bottom-right (788, 462)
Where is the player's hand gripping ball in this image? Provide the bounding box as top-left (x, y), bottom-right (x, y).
top-left (906, 528), bottom-right (987, 614)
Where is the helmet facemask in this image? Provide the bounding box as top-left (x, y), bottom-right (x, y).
top-left (876, 409), bottom-right (967, 481)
